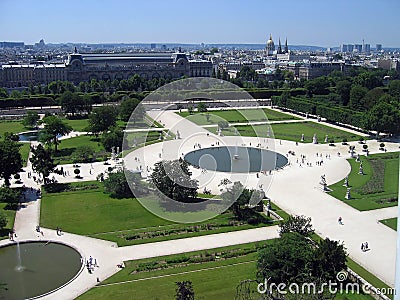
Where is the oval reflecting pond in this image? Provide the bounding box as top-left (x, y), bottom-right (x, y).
top-left (0, 241), bottom-right (82, 300)
top-left (184, 146), bottom-right (288, 173)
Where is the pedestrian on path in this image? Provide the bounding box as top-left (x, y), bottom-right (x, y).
top-left (338, 217), bottom-right (343, 225)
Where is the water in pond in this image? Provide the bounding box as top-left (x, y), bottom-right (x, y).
top-left (184, 146), bottom-right (288, 173)
top-left (0, 241), bottom-right (82, 300)
top-left (18, 131), bottom-right (40, 142)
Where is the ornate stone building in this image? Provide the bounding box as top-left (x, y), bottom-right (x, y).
top-left (0, 50), bottom-right (212, 88)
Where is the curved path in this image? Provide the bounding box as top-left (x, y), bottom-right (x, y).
top-left (1, 108), bottom-right (399, 299)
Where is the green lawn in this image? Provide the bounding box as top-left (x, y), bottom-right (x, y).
top-left (380, 218), bottom-right (397, 231)
top-left (329, 153), bottom-right (399, 211)
top-left (54, 135), bottom-right (108, 164)
top-left (40, 182), bottom-right (170, 235)
top-left (62, 118), bottom-right (89, 132)
top-left (19, 142), bottom-right (30, 167)
top-left (211, 121), bottom-right (363, 143)
top-left (77, 241), bottom-right (374, 300)
top-left (40, 181), bottom-right (278, 246)
top-left (0, 120), bottom-right (26, 136)
top-left (0, 203), bottom-right (16, 240)
top-left (178, 108), bottom-right (300, 125)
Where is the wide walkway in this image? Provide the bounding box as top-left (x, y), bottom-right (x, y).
top-left (2, 106), bottom-right (399, 299)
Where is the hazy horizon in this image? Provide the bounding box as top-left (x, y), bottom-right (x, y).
top-left (1, 0), bottom-right (399, 48)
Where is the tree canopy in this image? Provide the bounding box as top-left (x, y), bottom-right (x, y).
top-left (22, 111), bottom-right (40, 128)
top-left (150, 159), bottom-right (198, 203)
top-left (40, 115), bottom-right (72, 151)
top-left (0, 138), bottom-right (23, 186)
top-left (88, 106), bottom-right (117, 135)
top-left (30, 144), bottom-right (57, 183)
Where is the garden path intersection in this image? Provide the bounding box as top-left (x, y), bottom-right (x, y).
top-left (0, 106), bottom-right (398, 299)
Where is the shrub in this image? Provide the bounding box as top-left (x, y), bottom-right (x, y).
top-left (0, 212), bottom-right (7, 229)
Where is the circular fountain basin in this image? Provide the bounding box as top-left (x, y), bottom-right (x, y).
top-left (184, 146), bottom-right (288, 173)
top-left (0, 241), bottom-right (83, 300)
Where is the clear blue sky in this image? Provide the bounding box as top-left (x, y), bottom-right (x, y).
top-left (1, 0), bottom-right (399, 47)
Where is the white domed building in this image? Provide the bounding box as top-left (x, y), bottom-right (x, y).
top-left (265, 34), bottom-right (275, 56)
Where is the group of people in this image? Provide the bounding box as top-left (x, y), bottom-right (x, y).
top-left (361, 242), bottom-right (369, 252)
top-left (86, 255), bottom-right (98, 273)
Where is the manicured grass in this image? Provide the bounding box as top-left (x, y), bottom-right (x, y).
top-left (178, 108), bottom-right (300, 125)
top-left (380, 217), bottom-right (397, 231)
top-left (54, 135), bottom-right (108, 164)
top-left (0, 203), bottom-right (16, 240)
top-left (78, 241), bottom-right (373, 300)
top-left (62, 118), bottom-right (89, 132)
top-left (217, 121), bottom-right (363, 143)
top-left (40, 182), bottom-right (170, 235)
top-left (330, 153), bottom-right (399, 211)
top-left (40, 181), bottom-right (277, 246)
top-left (346, 257), bottom-right (394, 299)
top-left (77, 242), bottom-right (261, 300)
top-left (0, 120), bottom-right (26, 136)
top-left (19, 142), bottom-right (30, 167)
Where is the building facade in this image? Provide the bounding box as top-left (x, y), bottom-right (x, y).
top-left (0, 51), bottom-right (213, 88)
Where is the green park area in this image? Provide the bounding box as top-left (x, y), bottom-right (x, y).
top-left (54, 135), bottom-right (108, 164)
top-left (0, 120), bottom-right (26, 136)
top-left (380, 218), bottom-right (397, 231)
top-left (178, 107), bottom-right (300, 125)
top-left (40, 181), bottom-right (279, 246)
top-left (329, 152), bottom-right (399, 211)
top-left (0, 202), bottom-right (16, 240)
top-left (78, 241), bottom-right (375, 300)
top-left (211, 121), bottom-right (363, 143)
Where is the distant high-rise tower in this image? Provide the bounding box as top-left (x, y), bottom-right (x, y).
top-left (265, 34), bottom-right (275, 56)
top-left (376, 44), bottom-right (382, 51)
top-left (284, 38), bottom-right (288, 53)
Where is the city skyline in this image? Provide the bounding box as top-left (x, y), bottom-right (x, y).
top-left (1, 0), bottom-right (400, 47)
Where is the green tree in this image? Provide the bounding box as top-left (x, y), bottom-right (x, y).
top-left (257, 232), bottom-right (314, 283)
top-left (150, 159), bottom-right (198, 203)
top-left (279, 215), bottom-right (314, 237)
top-left (0, 187), bottom-right (21, 209)
top-left (101, 126), bottom-right (123, 152)
top-left (0, 87), bottom-right (8, 98)
top-left (197, 102), bottom-right (207, 113)
top-left (335, 80), bottom-right (351, 106)
top-left (30, 144), bottom-right (57, 184)
top-left (175, 281), bottom-right (194, 300)
top-left (22, 111), bottom-right (40, 128)
top-left (388, 79), bottom-right (400, 98)
top-left (363, 101), bottom-right (400, 135)
top-left (88, 106), bottom-right (117, 135)
top-left (312, 238), bottom-right (347, 281)
top-left (349, 85), bottom-right (368, 111)
top-left (104, 170), bottom-right (146, 198)
top-left (363, 87), bottom-right (385, 110)
top-left (119, 98), bottom-right (141, 122)
top-left (59, 91), bottom-right (82, 116)
top-left (40, 115), bottom-right (72, 151)
top-left (0, 139), bottom-right (23, 186)
top-left (0, 212), bottom-right (7, 229)
top-left (73, 145), bottom-right (94, 163)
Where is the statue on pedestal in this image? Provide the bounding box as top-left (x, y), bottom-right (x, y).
top-left (313, 133), bottom-right (318, 144)
top-left (345, 188), bottom-right (351, 199)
